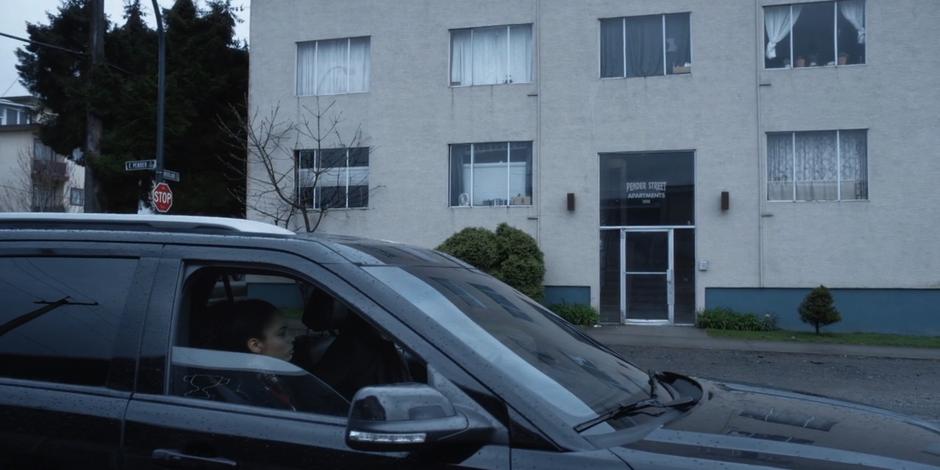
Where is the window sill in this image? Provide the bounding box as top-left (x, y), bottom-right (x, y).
top-left (302, 206), bottom-right (370, 211)
top-left (600, 72), bottom-right (692, 81)
top-left (764, 63), bottom-right (866, 72)
top-left (296, 90), bottom-right (369, 98)
top-left (449, 82), bottom-right (534, 89)
top-left (449, 205), bottom-right (534, 209)
top-left (766, 199), bottom-right (869, 203)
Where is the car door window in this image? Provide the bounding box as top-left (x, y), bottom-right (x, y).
top-left (169, 266), bottom-right (418, 416)
top-left (0, 257), bottom-right (137, 387)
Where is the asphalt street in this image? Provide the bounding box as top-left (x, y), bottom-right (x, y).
top-left (608, 345), bottom-right (940, 425)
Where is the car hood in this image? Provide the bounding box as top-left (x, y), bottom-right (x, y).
top-left (607, 379), bottom-right (940, 469)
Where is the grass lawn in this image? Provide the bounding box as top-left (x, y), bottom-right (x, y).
top-left (706, 329), bottom-right (940, 349)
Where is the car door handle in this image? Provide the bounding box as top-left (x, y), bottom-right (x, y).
top-left (151, 448), bottom-right (238, 469)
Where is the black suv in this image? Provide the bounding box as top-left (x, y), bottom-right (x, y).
top-left (1, 214), bottom-right (937, 469)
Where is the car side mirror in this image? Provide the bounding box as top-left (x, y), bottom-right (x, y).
top-left (345, 383), bottom-right (487, 452)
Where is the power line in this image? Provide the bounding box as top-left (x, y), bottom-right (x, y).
top-left (0, 31), bottom-right (87, 56)
top-left (0, 30), bottom-right (132, 75)
top-left (1, 76), bottom-right (19, 97)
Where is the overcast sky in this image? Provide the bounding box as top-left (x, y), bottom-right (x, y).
top-left (0, 0), bottom-right (250, 97)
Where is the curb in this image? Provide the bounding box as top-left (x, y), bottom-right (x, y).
top-left (586, 328), bottom-right (940, 361)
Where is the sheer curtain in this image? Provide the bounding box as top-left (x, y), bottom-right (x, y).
top-left (509, 142), bottom-right (532, 205)
top-left (296, 42), bottom-right (317, 95)
top-left (450, 144), bottom-right (472, 206)
top-left (472, 142), bottom-right (508, 206)
top-left (665, 13), bottom-right (691, 74)
top-left (316, 39), bottom-right (348, 95)
top-left (767, 133), bottom-right (794, 200)
top-left (450, 30), bottom-right (473, 86)
top-left (348, 37), bottom-right (370, 92)
top-left (839, 0), bottom-right (866, 44)
top-left (795, 131), bottom-right (838, 201)
top-left (600, 18), bottom-right (624, 77)
top-left (839, 130), bottom-right (868, 200)
top-left (509, 25), bottom-right (533, 83)
top-left (472, 27), bottom-right (507, 85)
top-left (765, 5), bottom-right (801, 59)
top-left (624, 15), bottom-right (664, 77)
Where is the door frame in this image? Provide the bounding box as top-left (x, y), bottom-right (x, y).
top-left (620, 228), bottom-right (674, 325)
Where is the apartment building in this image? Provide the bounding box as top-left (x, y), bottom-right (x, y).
top-left (249, 0), bottom-right (940, 334)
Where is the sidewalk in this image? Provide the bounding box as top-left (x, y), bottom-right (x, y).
top-left (586, 324), bottom-right (940, 361)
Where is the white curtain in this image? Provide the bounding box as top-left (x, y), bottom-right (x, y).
top-left (767, 133), bottom-right (794, 200)
top-left (450, 29), bottom-right (473, 86)
top-left (509, 24), bottom-right (533, 83)
top-left (348, 37), bottom-right (370, 92)
top-left (471, 142), bottom-right (508, 205)
top-left (795, 131), bottom-right (838, 201)
top-left (765, 5), bottom-right (801, 59)
top-left (839, 130), bottom-right (868, 200)
top-left (839, 0), bottom-right (866, 44)
top-left (472, 26), bottom-right (507, 85)
top-left (296, 42), bottom-right (317, 96)
top-left (315, 38), bottom-right (348, 95)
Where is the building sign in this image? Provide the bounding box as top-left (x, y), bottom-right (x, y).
top-left (626, 181), bottom-right (668, 202)
top-left (600, 152), bottom-right (694, 226)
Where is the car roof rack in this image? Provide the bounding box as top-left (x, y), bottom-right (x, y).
top-left (0, 213), bottom-right (295, 236)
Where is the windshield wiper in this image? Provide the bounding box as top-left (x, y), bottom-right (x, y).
top-left (574, 370), bottom-right (697, 433)
top-left (574, 395), bottom-right (696, 433)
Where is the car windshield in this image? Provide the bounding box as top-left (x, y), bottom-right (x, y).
top-left (363, 265), bottom-right (651, 425)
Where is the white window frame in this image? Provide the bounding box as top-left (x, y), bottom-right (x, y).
top-left (767, 129), bottom-right (869, 202)
top-left (448, 24), bottom-right (534, 87)
top-left (599, 12), bottom-right (692, 79)
top-left (69, 188), bottom-right (84, 206)
top-left (295, 36), bottom-right (371, 97)
top-left (448, 142), bottom-right (533, 208)
top-left (763, 0), bottom-right (866, 70)
top-left (296, 148), bottom-right (369, 210)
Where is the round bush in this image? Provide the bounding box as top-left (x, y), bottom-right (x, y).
top-left (549, 303), bottom-right (599, 326)
top-left (435, 227), bottom-right (501, 271)
top-left (437, 223), bottom-right (545, 300)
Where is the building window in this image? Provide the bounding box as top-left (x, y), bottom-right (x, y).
top-left (601, 13), bottom-right (691, 78)
top-left (296, 37), bottom-right (370, 96)
top-left (69, 188), bottom-right (84, 206)
top-left (450, 24), bottom-right (533, 86)
top-left (296, 147), bottom-right (369, 209)
top-left (767, 130), bottom-right (868, 201)
top-left (765, 1), bottom-right (865, 69)
top-left (449, 142), bottom-right (533, 207)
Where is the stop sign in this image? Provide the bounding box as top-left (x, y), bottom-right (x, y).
top-left (152, 182), bottom-right (173, 213)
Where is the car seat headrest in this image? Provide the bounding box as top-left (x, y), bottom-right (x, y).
top-left (302, 288), bottom-right (348, 331)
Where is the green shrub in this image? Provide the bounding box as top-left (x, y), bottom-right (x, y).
top-left (435, 227), bottom-right (501, 271)
top-left (549, 303), bottom-right (599, 326)
top-left (437, 223), bottom-right (545, 300)
top-left (799, 285), bottom-right (841, 334)
top-left (696, 307), bottom-right (777, 331)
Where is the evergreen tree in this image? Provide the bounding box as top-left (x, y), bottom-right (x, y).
top-left (16, 0), bottom-right (247, 215)
top-left (799, 285), bottom-right (842, 334)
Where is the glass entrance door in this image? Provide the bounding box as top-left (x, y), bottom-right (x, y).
top-left (622, 229), bottom-right (673, 322)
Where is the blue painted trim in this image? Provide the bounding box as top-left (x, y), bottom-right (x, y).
top-left (705, 287), bottom-right (940, 336)
top-left (544, 286), bottom-right (591, 306)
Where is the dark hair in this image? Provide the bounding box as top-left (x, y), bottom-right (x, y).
top-left (216, 300), bottom-right (280, 353)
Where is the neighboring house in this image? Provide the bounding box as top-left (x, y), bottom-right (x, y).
top-left (0, 96), bottom-right (84, 213)
top-left (249, 0), bottom-right (940, 335)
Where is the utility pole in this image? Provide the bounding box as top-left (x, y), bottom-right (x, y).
top-left (152, 0), bottom-right (166, 188)
top-left (83, 0), bottom-right (105, 213)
